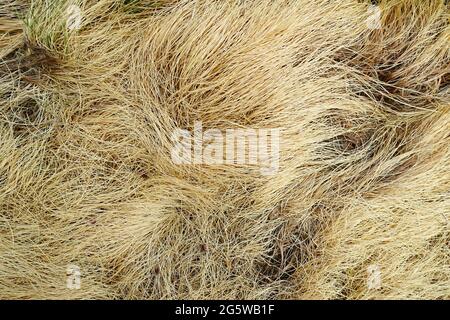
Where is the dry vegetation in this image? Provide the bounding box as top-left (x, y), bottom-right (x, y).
top-left (0, 0), bottom-right (449, 299)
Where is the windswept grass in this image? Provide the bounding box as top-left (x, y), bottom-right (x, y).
top-left (0, 0), bottom-right (448, 299)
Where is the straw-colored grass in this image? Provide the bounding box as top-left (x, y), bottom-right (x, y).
top-left (0, 0), bottom-right (448, 299)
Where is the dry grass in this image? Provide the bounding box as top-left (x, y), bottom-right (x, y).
top-left (0, 0), bottom-right (448, 299)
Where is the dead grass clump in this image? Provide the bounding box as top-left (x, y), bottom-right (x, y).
top-left (0, 0), bottom-right (448, 299)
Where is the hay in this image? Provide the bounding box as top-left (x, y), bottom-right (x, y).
top-left (0, 0), bottom-right (448, 299)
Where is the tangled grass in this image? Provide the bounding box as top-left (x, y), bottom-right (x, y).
top-left (0, 0), bottom-right (448, 299)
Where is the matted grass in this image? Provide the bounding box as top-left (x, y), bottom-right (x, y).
top-left (0, 0), bottom-right (448, 299)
